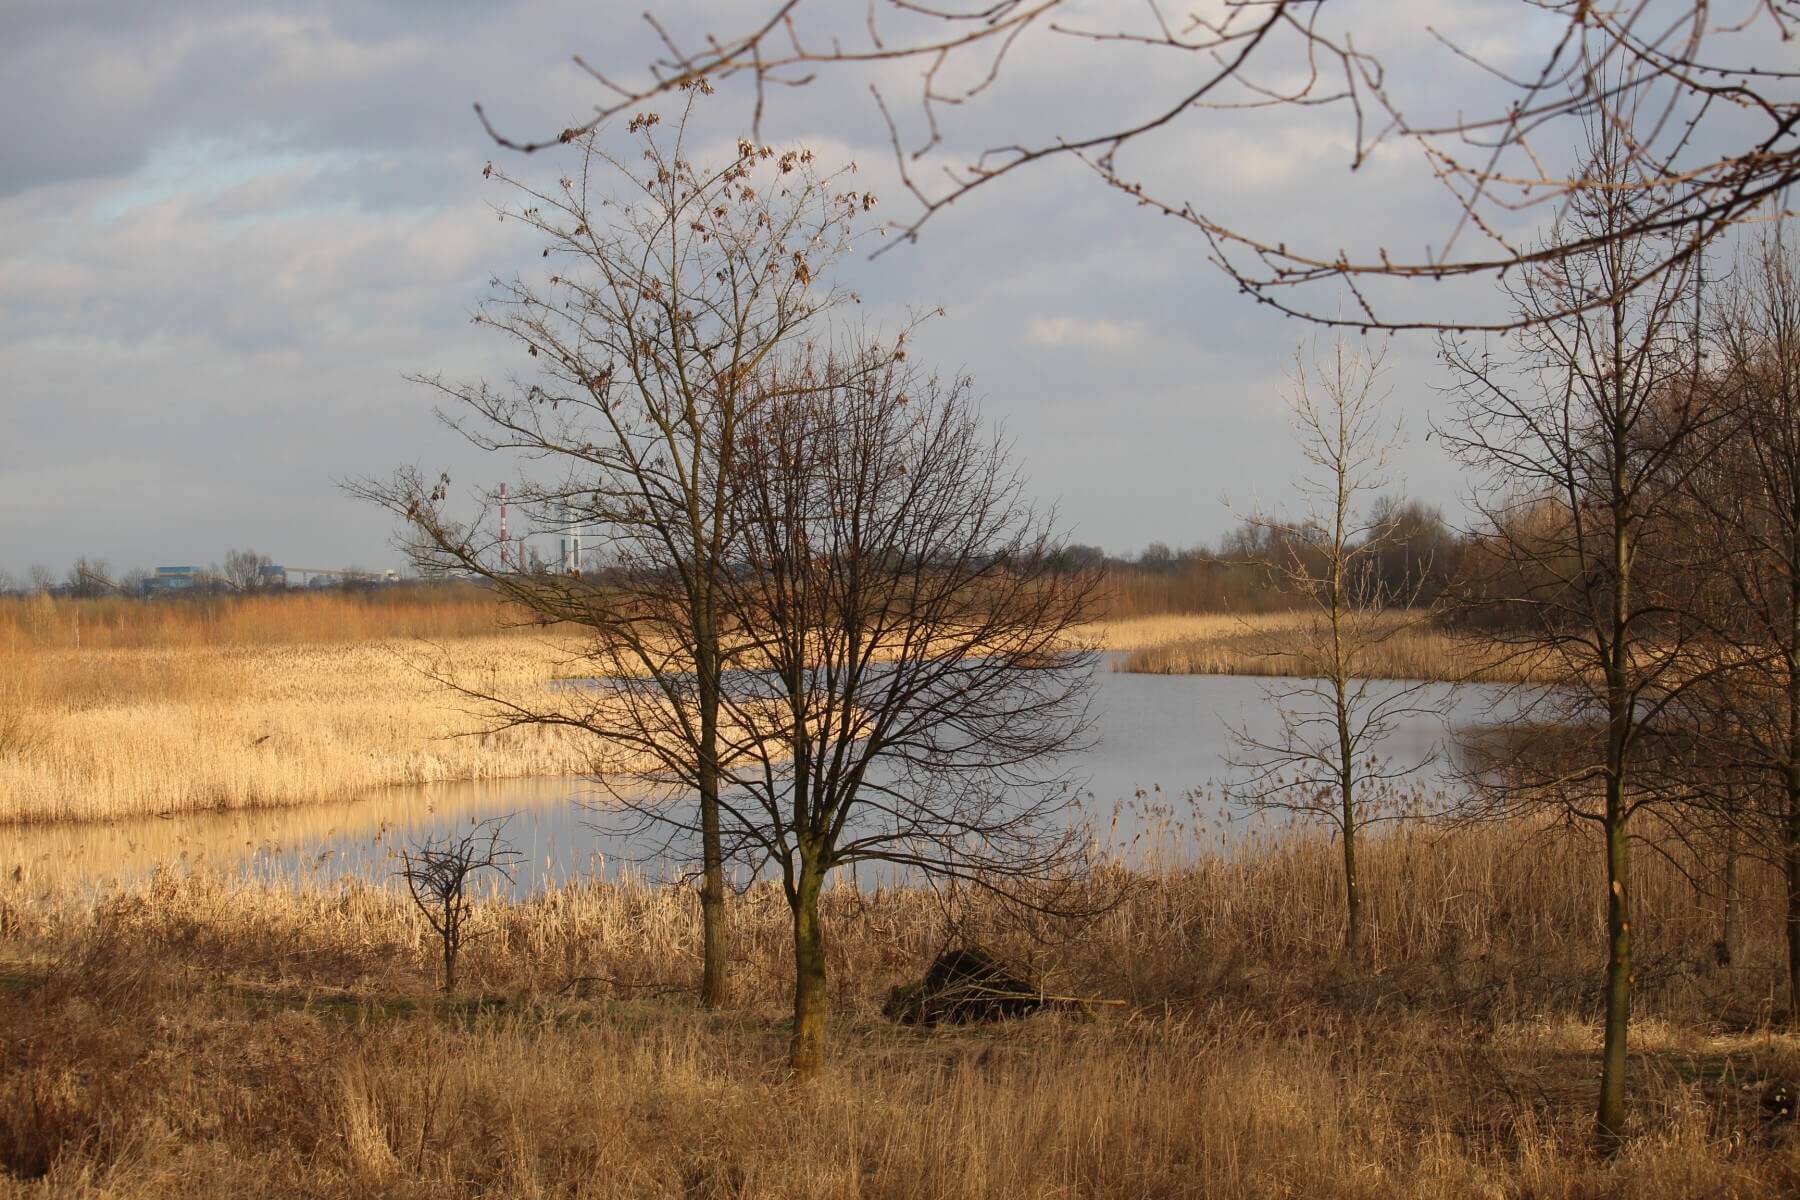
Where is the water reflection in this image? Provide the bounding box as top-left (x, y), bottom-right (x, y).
top-left (12, 669), bottom-right (1513, 895)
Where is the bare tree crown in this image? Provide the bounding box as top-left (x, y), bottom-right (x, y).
top-left (474, 3), bottom-right (1799, 330)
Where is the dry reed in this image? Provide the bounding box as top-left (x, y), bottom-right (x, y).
top-left (0, 587), bottom-right (524, 651)
top-left (0, 603), bottom-right (1224, 826)
top-left (1114, 610), bottom-right (1553, 682)
top-left (0, 819), bottom-right (1793, 1196)
top-left (0, 637), bottom-right (595, 823)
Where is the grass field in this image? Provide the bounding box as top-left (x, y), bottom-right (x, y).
top-left (0, 820), bottom-right (1794, 1197)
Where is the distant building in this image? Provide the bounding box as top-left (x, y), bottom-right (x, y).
top-left (148, 566), bottom-right (199, 594)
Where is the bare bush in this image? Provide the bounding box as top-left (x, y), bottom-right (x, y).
top-left (398, 817), bottom-right (522, 994)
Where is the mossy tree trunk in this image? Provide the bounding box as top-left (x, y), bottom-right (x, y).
top-left (788, 857), bottom-right (828, 1078)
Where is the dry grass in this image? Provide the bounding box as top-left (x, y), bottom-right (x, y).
top-left (0, 588), bottom-right (522, 651)
top-left (0, 589), bottom-right (595, 822)
top-left (1113, 610), bottom-right (1553, 682)
top-left (0, 820), bottom-right (1795, 1196)
top-left (0, 606), bottom-right (1273, 827)
top-left (0, 637), bottom-right (596, 823)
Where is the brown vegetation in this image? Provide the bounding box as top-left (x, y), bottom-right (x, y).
top-left (0, 636), bottom-right (591, 823)
top-left (0, 586), bottom-right (520, 651)
top-left (0, 820), bottom-right (1796, 1196)
top-left (0, 593), bottom-right (1200, 826)
top-left (1115, 611), bottom-right (1553, 683)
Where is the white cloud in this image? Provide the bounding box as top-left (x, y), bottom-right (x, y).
top-left (1023, 316), bottom-right (1145, 351)
top-left (0, 0), bottom-right (1590, 573)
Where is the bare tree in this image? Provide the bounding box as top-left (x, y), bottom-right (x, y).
top-left (1672, 227), bottom-right (1800, 1012)
top-left (712, 345), bottom-right (1101, 1076)
top-left (355, 85), bottom-right (870, 1007)
top-left (222, 548), bottom-right (272, 591)
top-left (63, 558), bottom-right (113, 599)
top-left (398, 817), bottom-right (523, 994)
top-left (1226, 336), bottom-right (1439, 965)
top-left (25, 566), bottom-right (51, 597)
top-left (474, 2), bottom-right (1799, 331)
top-left (1437, 121), bottom-right (1720, 1145)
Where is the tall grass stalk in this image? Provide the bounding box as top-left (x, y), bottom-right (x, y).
top-left (0, 819), bottom-right (1793, 1195)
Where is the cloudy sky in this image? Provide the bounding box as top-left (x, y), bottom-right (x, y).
top-left (0, 0), bottom-right (1762, 579)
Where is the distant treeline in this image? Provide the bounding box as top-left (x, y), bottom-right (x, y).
top-left (0, 495), bottom-right (1601, 635)
top-left (1086, 497), bottom-right (1462, 619)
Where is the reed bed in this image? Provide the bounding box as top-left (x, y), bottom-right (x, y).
top-left (0, 607), bottom-right (1234, 826)
top-left (0, 820), bottom-right (1794, 1196)
top-left (1116, 610), bottom-right (1553, 683)
top-left (0, 637), bottom-right (596, 823)
top-left (0, 587), bottom-right (527, 652)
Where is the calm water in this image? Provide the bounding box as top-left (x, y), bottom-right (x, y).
top-left (12, 666), bottom-right (1512, 895)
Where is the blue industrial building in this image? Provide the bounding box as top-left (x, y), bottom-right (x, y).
top-left (148, 566), bottom-right (199, 593)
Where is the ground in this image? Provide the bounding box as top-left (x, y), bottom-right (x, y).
top-left (0, 828), bottom-right (1797, 1198)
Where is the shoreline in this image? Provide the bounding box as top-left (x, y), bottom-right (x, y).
top-left (2, 615), bottom-right (1508, 826)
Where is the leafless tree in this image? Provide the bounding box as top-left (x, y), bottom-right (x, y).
top-left (63, 558), bottom-right (114, 600)
top-left (25, 567), bottom-right (51, 597)
top-left (711, 344), bottom-right (1102, 1076)
top-left (1670, 226), bottom-right (1800, 1010)
top-left (398, 817), bottom-right (523, 994)
top-left (222, 548), bottom-right (272, 592)
top-left (1437, 120), bottom-right (1723, 1145)
top-left (354, 85), bottom-right (871, 1007)
top-left (474, 2), bottom-right (1799, 331)
top-left (1226, 336), bottom-right (1441, 965)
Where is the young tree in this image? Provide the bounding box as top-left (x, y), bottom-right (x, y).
top-left (1438, 125), bottom-right (1718, 1145)
top-left (1226, 337), bottom-right (1438, 965)
top-left (715, 346), bottom-right (1101, 1076)
top-left (1674, 228), bottom-right (1800, 1013)
top-left (357, 84), bottom-right (869, 1007)
top-left (398, 817), bottom-right (523, 994)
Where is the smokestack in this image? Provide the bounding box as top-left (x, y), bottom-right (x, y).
top-left (499, 482), bottom-right (510, 569)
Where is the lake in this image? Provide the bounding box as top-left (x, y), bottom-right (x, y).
top-left (8, 665), bottom-right (1515, 895)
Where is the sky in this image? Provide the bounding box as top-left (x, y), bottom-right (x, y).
top-left (0, 0), bottom-right (1780, 580)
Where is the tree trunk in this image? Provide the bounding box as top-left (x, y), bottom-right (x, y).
top-left (1342, 776), bottom-right (1362, 965)
top-left (1596, 345), bottom-right (1633, 1151)
top-left (1787, 773), bottom-right (1800, 1023)
top-left (441, 908), bottom-right (459, 994)
top-left (697, 654), bottom-right (730, 1009)
top-left (1721, 818), bottom-right (1740, 970)
top-left (789, 865), bottom-right (828, 1078)
top-left (1333, 618), bottom-right (1361, 965)
top-left (1597, 784), bottom-right (1633, 1146)
top-left (698, 763), bottom-right (729, 1008)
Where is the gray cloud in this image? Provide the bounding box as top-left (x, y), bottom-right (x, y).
top-left (0, 0), bottom-right (1682, 576)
